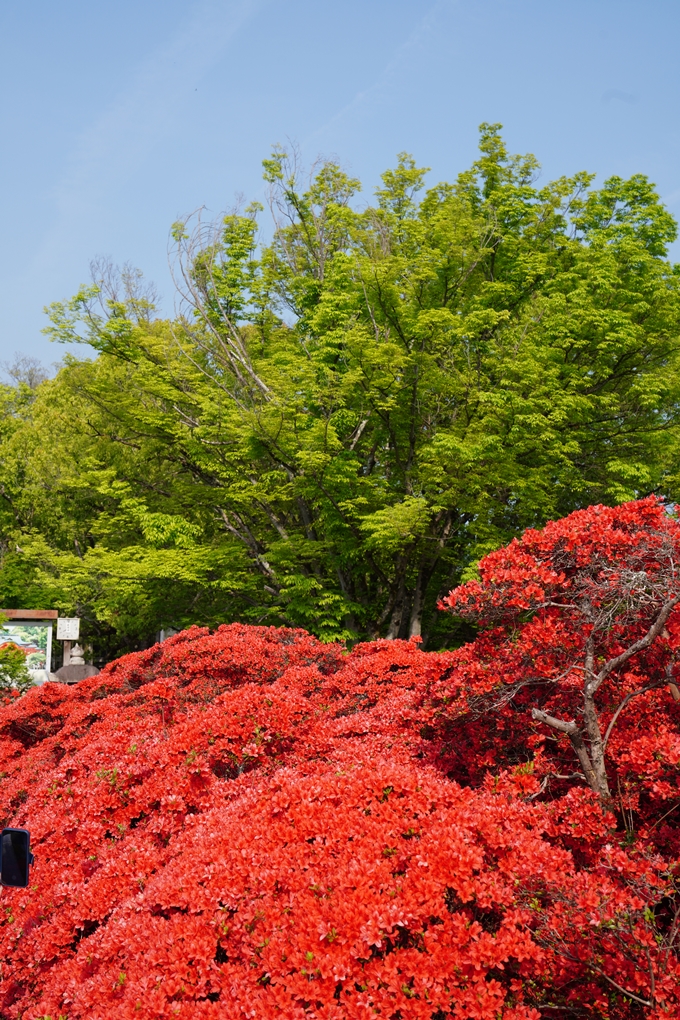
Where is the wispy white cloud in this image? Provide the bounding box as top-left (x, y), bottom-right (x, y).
top-left (601, 88), bottom-right (638, 105)
top-left (38, 0), bottom-right (264, 267)
top-left (303, 0), bottom-right (453, 152)
top-left (663, 188), bottom-right (680, 207)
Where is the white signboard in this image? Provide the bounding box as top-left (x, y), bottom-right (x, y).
top-left (56, 618), bottom-right (80, 641)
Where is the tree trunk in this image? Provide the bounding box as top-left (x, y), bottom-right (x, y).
top-left (386, 580), bottom-right (406, 639)
top-left (531, 708), bottom-right (609, 799)
top-left (568, 726), bottom-right (604, 796)
top-left (408, 568), bottom-right (424, 639)
top-left (582, 687), bottom-right (611, 799)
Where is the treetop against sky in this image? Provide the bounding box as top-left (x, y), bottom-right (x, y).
top-left (2, 126), bottom-right (680, 654)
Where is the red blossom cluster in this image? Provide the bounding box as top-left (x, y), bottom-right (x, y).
top-left (0, 499), bottom-right (679, 1017)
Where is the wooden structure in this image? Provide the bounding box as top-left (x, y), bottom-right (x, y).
top-left (1, 610), bottom-right (57, 673)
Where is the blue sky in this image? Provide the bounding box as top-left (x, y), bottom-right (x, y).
top-left (2, 0), bottom-right (680, 368)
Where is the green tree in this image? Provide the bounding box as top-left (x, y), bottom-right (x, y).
top-left (0, 644), bottom-right (32, 692)
top-left (6, 125), bottom-right (680, 649)
top-left (0, 614), bottom-right (32, 693)
top-left (0, 347), bottom-right (254, 660)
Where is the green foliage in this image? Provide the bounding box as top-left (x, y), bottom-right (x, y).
top-left (3, 125), bottom-right (680, 653)
top-left (0, 643), bottom-right (32, 693)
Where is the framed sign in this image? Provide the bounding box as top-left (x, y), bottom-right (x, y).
top-left (56, 618), bottom-right (80, 641)
top-left (1, 610), bottom-right (56, 674)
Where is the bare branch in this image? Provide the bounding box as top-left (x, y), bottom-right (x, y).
top-left (349, 418), bottom-right (370, 452)
top-left (216, 507), bottom-right (280, 589)
top-left (168, 208), bottom-right (272, 401)
top-left (593, 595), bottom-right (680, 692)
top-left (582, 964), bottom-right (651, 1008)
top-left (531, 708), bottom-right (577, 735)
top-left (532, 709), bottom-right (601, 794)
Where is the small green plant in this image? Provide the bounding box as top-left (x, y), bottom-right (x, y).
top-left (0, 643), bottom-right (32, 693)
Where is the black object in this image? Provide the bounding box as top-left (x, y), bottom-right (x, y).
top-left (1, 828), bottom-right (33, 887)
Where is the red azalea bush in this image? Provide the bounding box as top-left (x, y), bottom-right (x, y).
top-left (0, 499), bottom-right (679, 1017)
top-left (432, 497), bottom-right (680, 821)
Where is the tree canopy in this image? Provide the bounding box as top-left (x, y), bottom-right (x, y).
top-left (3, 125), bottom-right (680, 653)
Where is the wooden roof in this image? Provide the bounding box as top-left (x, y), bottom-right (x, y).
top-left (1, 609), bottom-right (58, 620)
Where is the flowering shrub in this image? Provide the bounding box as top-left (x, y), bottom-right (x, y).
top-left (0, 500), bottom-right (678, 1016)
top-left (434, 497), bottom-right (680, 817)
